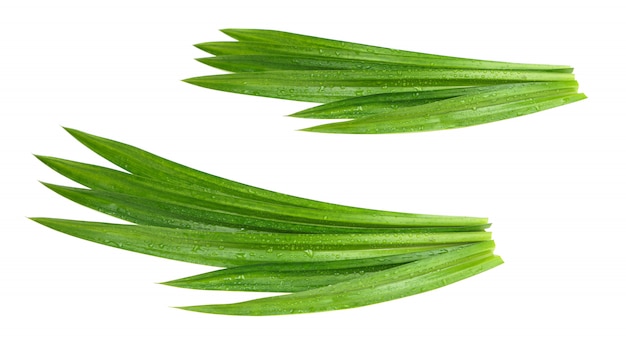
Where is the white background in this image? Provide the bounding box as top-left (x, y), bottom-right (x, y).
top-left (1, 0), bottom-right (624, 356)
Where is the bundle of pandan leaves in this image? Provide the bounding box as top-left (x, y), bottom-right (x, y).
top-left (32, 128), bottom-right (502, 315)
top-left (184, 29), bottom-right (585, 134)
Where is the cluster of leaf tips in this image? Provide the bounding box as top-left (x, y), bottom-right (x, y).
top-left (32, 129), bottom-right (502, 315)
top-left (184, 29), bottom-right (586, 134)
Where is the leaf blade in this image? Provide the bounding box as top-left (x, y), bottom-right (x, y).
top-left (177, 241), bottom-right (502, 315)
top-left (59, 128), bottom-right (489, 225)
top-left (162, 244), bottom-right (474, 292)
top-left (219, 29), bottom-right (571, 71)
top-left (184, 69), bottom-right (575, 103)
top-left (31, 218), bottom-right (488, 267)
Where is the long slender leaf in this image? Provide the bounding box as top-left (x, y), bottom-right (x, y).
top-left (44, 185), bottom-right (492, 236)
top-left (195, 41), bottom-right (572, 73)
top-left (43, 182), bottom-right (487, 234)
top-left (62, 128), bottom-right (488, 224)
top-left (184, 69), bottom-right (575, 103)
top-left (304, 91), bottom-right (587, 134)
top-left (178, 241), bottom-right (502, 315)
top-left (31, 218), bottom-right (480, 267)
top-left (218, 29), bottom-right (571, 72)
top-left (37, 156), bottom-right (489, 228)
top-left (163, 244), bottom-right (473, 292)
top-left (39, 156), bottom-right (488, 228)
top-left (41, 183), bottom-right (342, 233)
top-left (197, 54), bottom-right (423, 73)
top-left (302, 82), bottom-right (582, 133)
top-left (290, 82), bottom-right (576, 119)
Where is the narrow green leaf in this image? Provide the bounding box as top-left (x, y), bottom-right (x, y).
top-left (61, 128), bottom-right (489, 225)
top-left (195, 41), bottom-right (572, 74)
top-left (218, 29), bottom-right (571, 72)
top-left (162, 244), bottom-right (476, 292)
top-left (304, 82), bottom-right (585, 134)
top-left (290, 83), bottom-right (559, 119)
top-left (42, 180), bottom-right (493, 234)
top-left (39, 180), bottom-right (493, 234)
top-left (41, 183), bottom-right (340, 233)
top-left (31, 218), bottom-right (474, 267)
top-left (37, 156), bottom-right (489, 228)
top-left (307, 82), bottom-right (579, 130)
top-left (304, 91), bottom-right (586, 134)
top-left (184, 69), bottom-right (575, 103)
top-left (197, 54), bottom-right (422, 73)
top-left (177, 241), bottom-right (502, 315)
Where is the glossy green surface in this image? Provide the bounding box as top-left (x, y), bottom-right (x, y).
top-left (187, 29), bottom-right (585, 134)
top-left (58, 129), bottom-right (487, 225)
top-left (218, 29), bottom-right (571, 71)
top-left (179, 241), bottom-right (502, 315)
top-left (302, 82), bottom-right (584, 133)
top-left (305, 90), bottom-right (586, 134)
top-left (291, 82), bottom-right (576, 119)
top-left (197, 54), bottom-right (422, 72)
top-left (184, 68), bottom-right (574, 103)
top-left (163, 245), bottom-right (472, 292)
top-left (32, 218), bottom-right (486, 268)
top-left (32, 129), bottom-right (501, 315)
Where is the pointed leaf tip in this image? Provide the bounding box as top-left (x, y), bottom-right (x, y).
top-left (159, 280), bottom-right (190, 289)
top-left (62, 127), bottom-right (99, 146)
top-left (219, 28), bottom-right (242, 37)
top-left (62, 127), bottom-right (82, 137)
top-left (29, 217), bottom-right (54, 228)
top-left (173, 305), bottom-right (202, 313)
top-left (182, 77), bottom-right (206, 87)
top-left (33, 154), bottom-right (48, 162)
top-left (298, 125), bottom-right (341, 134)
